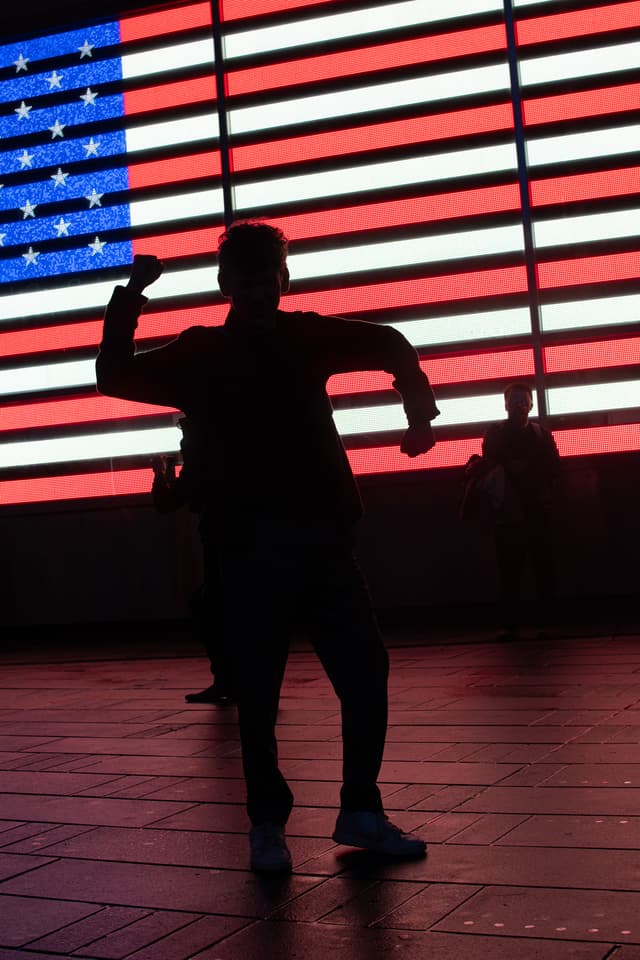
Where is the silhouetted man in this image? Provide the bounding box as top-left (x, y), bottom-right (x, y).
top-left (97, 221), bottom-right (439, 872)
top-left (482, 381), bottom-right (561, 638)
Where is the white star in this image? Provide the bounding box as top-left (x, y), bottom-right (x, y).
top-left (18, 149), bottom-right (35, 169)
top-left (22, 246), bottom-right (40, 265)
top-left (78, 40), bottom-right (94, 58)
top-left (83, 137), bottom-right (100, 157)
top-left (80, 87), bottom-right (98, 107)
top-left (48, 119), bottom-right (66, 139)
top-left (20, 199), bottom-right (37, 219)
top-left (47, 70), bottom-right (64, 89)
top-left (0, 234), bottom-right (6, 247)
top-left (54, 217), bottom-right (71, 237)
top-left (85, 188), bottom-right (104, 207)
top-left (14, 101), bottom-right (32, 120)
top-left (50, 167), bottom-right (69, 188)
top-left (88, 236), bottom-right (106, 255)
top-left (14, 53), bottom-right (29, 72)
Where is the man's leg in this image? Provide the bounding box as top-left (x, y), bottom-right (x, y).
top-left (303, 538), bottom-right (424, 856)
top-left (218, 542), bottom-right (293, 827)
top-left (494, 522), bottom-right (522, 635)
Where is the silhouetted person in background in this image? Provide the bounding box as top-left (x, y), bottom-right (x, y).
top-left (97, 220), bottom-right (439, 873)
top-left (151, 419), bottom-right (234, 704)
top-left (482, 381), bottom-right (561, 639)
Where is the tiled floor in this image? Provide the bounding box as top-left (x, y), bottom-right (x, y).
top-left (1, 629), bottom-right (640, 959)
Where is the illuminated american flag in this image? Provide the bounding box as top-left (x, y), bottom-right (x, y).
top-left (1, 0), bottom-right (640, 507)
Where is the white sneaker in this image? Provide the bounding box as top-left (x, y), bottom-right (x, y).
top-left (332, 811), bottom-right (426, 857)
top-left (249, 823), bottom-right (292, 873)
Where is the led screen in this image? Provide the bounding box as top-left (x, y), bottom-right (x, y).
top-left (1, 0), bottom-right (640, 506)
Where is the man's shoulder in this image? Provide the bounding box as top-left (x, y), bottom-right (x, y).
top-left (177, 324), bottom-right (224, 346)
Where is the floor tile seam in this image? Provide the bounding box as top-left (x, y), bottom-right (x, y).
top-left (316, 879), bottom-right (433, 927)
top-left (373, 881), bottom-right (484, 931)
top-left (60, 909), bottom-right (210, 957)
top-left (24, 903), bottom-right (159, 953)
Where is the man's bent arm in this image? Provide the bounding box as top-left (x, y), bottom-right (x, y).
top-left (96, 284), bottom-right (183, 407)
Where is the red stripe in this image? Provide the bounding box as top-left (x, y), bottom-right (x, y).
top-left (1, 396), bottom-right (177, 433)
top-left (524, 83), bottom-right (640, 128)
top-left (530, 167), bottom-right (640, 207)
top-left (132, 227), bottom-right (222, 260)
top-left (232, 103), bottom-right (514, 172)
top-left (220, 0), bottom-right (333, 20)
top-left (0, 469), bottom-right (154, 506)
top-left (128, 150), bottom-right (222, 190)
top-left (269, 184), bottom-right (521, 241)
top-left (123, 76), bottom-right (217, 116)
top-left (347, 438), bottom-right (483, 475)
top-left (284, 266), bottom-right (528, 314)
top-left (554, 423), bottom-right (640, 457)
top-left (544, 337), bottom-right (640, 375)
top-left (538, 251), bottom-right (640, 289)
top-left (517, 1), bottom-right (640, 47)
top-left (228, 26), bottom-right (506, 96)
top-left (0, 306), bottom-right (226, 361)
top-left (119, 2), bottom-right (212, 42)
top-left (329, 349), bottom-right (535, 396)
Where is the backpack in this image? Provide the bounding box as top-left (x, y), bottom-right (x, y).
top-left (458, 454), bottom-right (507, 528)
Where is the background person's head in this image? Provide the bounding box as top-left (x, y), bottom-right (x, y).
top-left (217, 221), bottom-right (290, 321)
top-left (504, 381), bottom-right (534, 426)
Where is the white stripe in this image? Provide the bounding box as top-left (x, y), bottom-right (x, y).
top-left (548, 379), bottom-right (640, 416)
top-left (0, 266), bottom-right (219, 324)
top-left (224, 0), bottom-right (502, 59)
top-left (229, 65), bottom-right (509, 135)
top-left (334, 392), bottom-right (535, 435)
top-left (389, 307), bottom-right (531, 347)
top-left (121, 37), bottom-right (216, 80)
top-left (527, 124), bottom-right (640, 167)
top-left (235, 143), bottom-right (517, 210)
top-left (130, 188), bottom-right (224, 227)
top-left (541, 294), bottom-right (640, 332)
top-left (0, 359), bottom-right (96, 397)
top-left (290, 225), bottom-right (524, 280)
top-left (0, 426), bottom-right (180, 470)
top-left (519, 41), bottom-right (640, 88)
top-left (125, 112), bottom-right (219, 153)
top-left (534, 207), bottom-right (640, 249)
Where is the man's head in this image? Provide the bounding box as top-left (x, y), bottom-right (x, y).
top-left (217, 221), bottom-right (290, 321)
top-left (504, 381), bottom-right (534, 426)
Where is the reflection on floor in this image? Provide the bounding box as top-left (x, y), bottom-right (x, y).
top-left (0, 630), bottom-right (639, 959)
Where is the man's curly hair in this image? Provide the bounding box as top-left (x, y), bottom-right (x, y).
top-left (217, 220), bottom-right (288, 276)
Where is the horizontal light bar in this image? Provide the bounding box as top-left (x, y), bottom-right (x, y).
top-left (390, 307), bottom-right (532, 347)
top-left (0, 359), bottom-right (95, 397)
top-left (228, 26), bottom-right (508, 98)
top-left (0, 265), bottom-right (219, 324)
top-left (526, 124), bottom-right (640, 167)
top-left (121, 37), bottom-right (215, 80)
top-left (333, 392), bottom-right (531, 436)
top-left (129, 188), bottom-right (224, 227)
top-left (541, 294), bottom-right (640, 332)
top-left (0, 426), bottom-right (181, 469)
top-left (289, 225), bottom-right (524, 279)
top-left (531, 166), bottom-right (640, 208)
top-left (517, 2), bottom-right (640, 47)
top-left (125, 111), bottom-right (219, 153)
top-left (223, 0), bottom-right (502, 60)
top-left (545, 337), bottom-right (640, 375)
top-left (229, 65), bottom-right (510, 135)
top-left (234, 143), bottom-right (517, 211)
top-left (533, 207), bottom-right (640, 249)
top-left (548, 379), bottom-right (640, 416)
top-left (519, 41), bottom-right (640, 88)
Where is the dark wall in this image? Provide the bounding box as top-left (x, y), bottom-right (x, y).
top-left (3, 452), bottom-right (637, 627)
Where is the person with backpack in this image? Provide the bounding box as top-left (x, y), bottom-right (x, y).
top-left (481, 381), bottom-right (562, 639)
